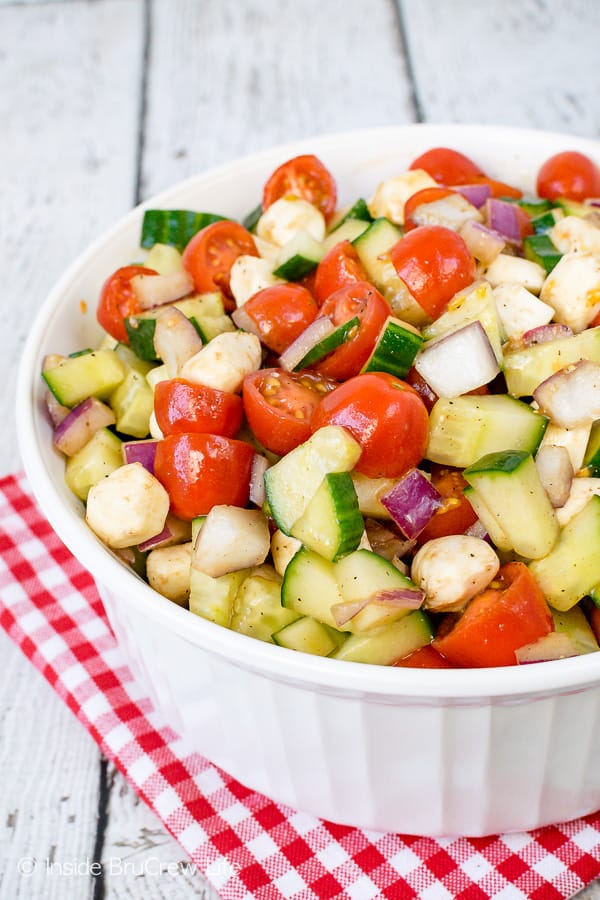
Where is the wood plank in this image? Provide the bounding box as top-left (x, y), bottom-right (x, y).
top-left (140, 0), bottom-right (416, 198)
top-left (0, 632), bottom-right (97, 900)
top-left (100, 764), bottom-right (219, 899)
top-left (398, 0), bottom-right (600, 136)
top-left (0, 0), bottom-right (144, 476)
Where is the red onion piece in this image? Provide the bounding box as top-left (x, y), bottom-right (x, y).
top-left (414, 321), bottom-right (500, 399)
top-left (45, 390), bottom-right (70, 427)
top-left (535, 444), bottom-right (573, 508)
top-left (231, 305), bottom-right (262, 337)
top-left (249, 453), bottom-right (269, 506)
top-left (515, 631), bottom-right (579, 664)
top-left (465, 519), bottom-right (489, 541)
top-left (533, 360), bottom-right (600, 428)
top-left (138, 513), bottom-right (192, 552)
top-left (485, 198), bottom-right (522, 244)
top-left (367, 587), bottom-right (424, 608)
top-left (381, 468), bottom-right (443, 539)
top-left (459, 220), bottom-right (506, 265)
top-left (53, 397), bottom-right (115, 456)
top-left (452, 183), bottom-right (492, 208)
top-left (331, 598), bottom-right (369, 627)
top-left (131, 270), bottom-right (194, 309)
top-left (122, 439), bottom-right (159, 473)
top-left (279, 317), bottom-right (334, 372)
top-left (521, 323), bottom-right (573, 347)
top-left (364, 517), bottom-right (416, 561)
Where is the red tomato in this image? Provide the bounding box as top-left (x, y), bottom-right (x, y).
top-left (433, 562), bottom-right (553, 668)
top-left (154, 433), bottom-right (254, 520)
top-left (409, 147), bottom-right (483, 185)
top-left (182, 221), bottom-right (258, 308)
top-left (310, 372), bottom-right (429, 478)
top-left (470, 174), bottom-right (523, 199)
top-left (393, 645), bottom-right (453, 668)
top-left (536, 150), bottom-right (600, 202)
top-left (243, 283), bottom-right (318, 354)
top-left (97, 265), bottom-right (158, 344)
top-left (312, 281), bottom-right (389, 381)
top-left (154, 379), bottom-right (243, 438)
top-left (263, 154), bottom-right (337, 223)
top-left (416, 467), bottom-right (478, 544)
top-left (243, 368), bottom-right (336, 457)
top-left (313, 240), bottom-right (369, 306)
top-left (390, 225), bottom-right (476, 320)
top-left (403, 187), bottom-right (457, 231)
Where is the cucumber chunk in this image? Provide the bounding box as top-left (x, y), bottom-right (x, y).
top-left (64, 428), bottom-right (123, 501)
top-left (110, 369), bottom-right (154, 438)
top-left (230, 571), bottom-right (298, 642)
top-left (273, 617), bottom-right (343, 656)
top-left (552, 606), bottom-right (599, 654)
top-left (464, 450), bottom-right (559, 559)
top-left (426, 394), bottom-right (548, 468)
top-left (362, 316), bottom-right (423, 378)
top-left (331, 610), bottom-right (432, 665)
top-left (43, 350), bottom-right (126, 407)
top-left (322, 218), bottom-right (370, 252)
top-left (189, 567), bottom-right (249, 627)
top-left (290, 472), bottom-right (363, 561)
top-left (293, 317), bottom-right (360, 370)
top-left (529, 495), bottom-right (600, 611)
top-left (264, 425), bottom-right (362, 535)
top-left (272, 230), bottom-right (325, 280)
top-left (140, 209), bottom-right (227, 252)
top-left (422, 280), bottom-right (503, 364)
top-left (281, 546), bottom-right (342, 627)
top-left (523, 234), bottom-right (562, 274)
top-left (335, 549), bottom-right (422, 632)
top-left (504, 327), bottom-right (600, 397)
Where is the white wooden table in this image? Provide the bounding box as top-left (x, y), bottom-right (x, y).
top-left (1, 2), bottom-right (600, 898)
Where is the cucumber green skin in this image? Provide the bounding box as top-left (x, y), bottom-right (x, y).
top-left (331, 198), bottom-right (373, 230)
top-left (272, 616), bottom-right (341, 656)
top-left (64, 428), bottom-right (123, 501)
top-left (530, 208), bottom-right (563, 234)
top-left (529, 495), bottom-right (600, 611)
top-left (362, 319), bottom-right (423, 378)
top-left (504, 328), bottom-right (600, 397)
top-left (43, 350), bottom-right (126, 407)
top-left (464, 449), bottom-right (529, 476)
top-left (290, 472), bottom-right (363, 562)
top-left (125, 317), bottom-right (159, 360)
top-left (332, 610), bottom-right (433, 665)
top-left (523, 234), bottom-right (562, 274)
top-left (140, 209), bottom-right (227, 252)
top-left (515, 197), bottom-right (553, 218)
top-left (272, 254), bottom-right (319, 281)
top-left (242, 203), bottom-right (262, 233)
top-left (295, 317), bottom-right (360, 369)
top-left (583, 421), bottom-right (600, 476)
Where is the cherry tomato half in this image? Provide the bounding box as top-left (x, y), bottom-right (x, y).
top-left (416, 466), bottom-right (478, 544)
top-left (182, 221), bottom-right (258, 308)
top-left (262, 154), bottom-right (337, 223)
top-left (243, 368), bottom-right (336, 457)
top-left (536, 150), bottom-right (600, 202)
top-left (393, 645), bottom-right (453, 668)
top-left (312, 281), bottom-right (390, 381)
top-left (154, 433), bottom-right (255, 520)
top-left (433, 562), bottom-right (553, 668)
top-left (390, 225), bottom-right (476, 321)
top-left (310, 372), bottom-right (429, 478)
top-left (154, 379), bottom-right (243, 438)
top-left (409, 147), bottom-right (483, 185)
top-left (97, 265), bottom-right (158, 344)
top-left (313, 239), bottom-right (369, 305)
top-left (243, 283), bottom-right (318, 355)
top-left (403, 187), bottom-right (457, 231)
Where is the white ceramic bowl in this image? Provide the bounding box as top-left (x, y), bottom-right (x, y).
top-left (17, 124), bottom-right (600, 837)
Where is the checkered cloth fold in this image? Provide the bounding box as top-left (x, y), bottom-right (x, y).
top-left (1, 471), bottom-right (600, 900)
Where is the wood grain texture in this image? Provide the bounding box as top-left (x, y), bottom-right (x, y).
top-left (140, 0), bottom-right (416, 198)
top-left (0, 0), bottom-right (143, 477)
top-left (0, 632), bottom-right (98, 900)
top-left (399, 0), bottom-right (600, 137)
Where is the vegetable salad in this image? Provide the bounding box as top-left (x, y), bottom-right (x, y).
top-left (42, 144), bottom-right (600, 668)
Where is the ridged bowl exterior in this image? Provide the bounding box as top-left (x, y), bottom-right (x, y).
top-left (100, 581), bottom-right (600, 837)
top-left (17, 125), bottom-right (600, 838)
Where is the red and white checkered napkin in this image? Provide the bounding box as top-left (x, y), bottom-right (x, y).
top-left (2, 471), bottom-right (600, 900)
